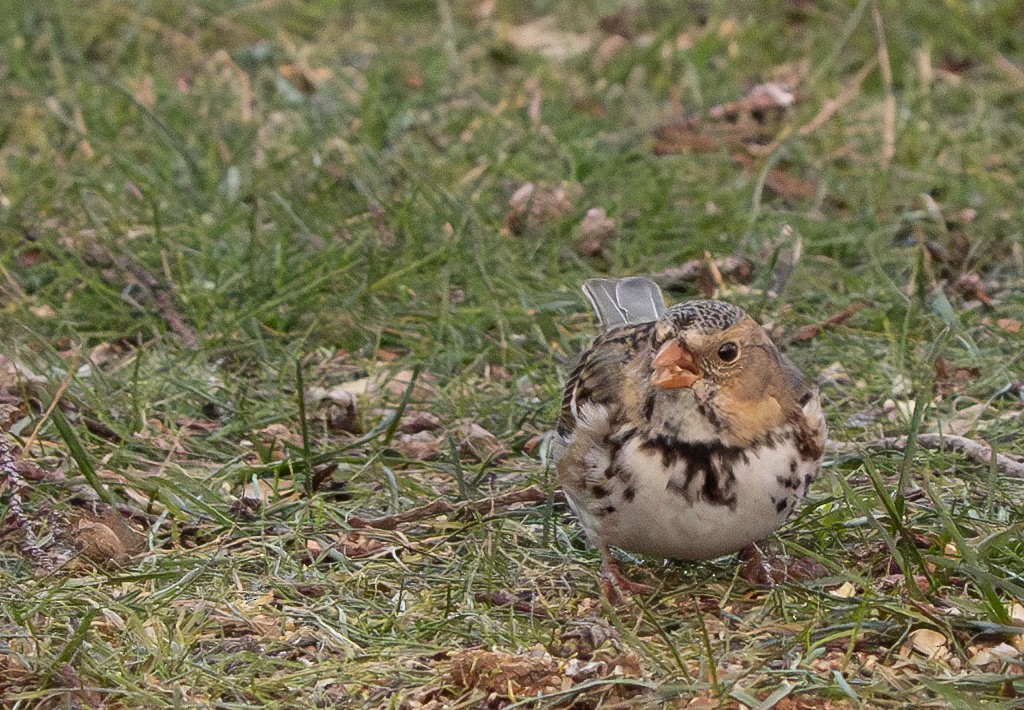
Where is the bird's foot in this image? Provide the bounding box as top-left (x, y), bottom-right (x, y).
top-left (600, 547), bottom-right (655, 601)
top-left (738, 544), bottom-right (829, 586)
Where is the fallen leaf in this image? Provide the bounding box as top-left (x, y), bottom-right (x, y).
top-left (73, 508), bottom-right (146, 568)
top-left (762, 165), bottom-right (820, 202)
top-left (909, 628), bottom-right (949, 660)
top-left (552, 617), bottom-right (618, 660)
top-left (521, 434), bottom-right (544, 457)
top-left (254, 423), bottom-right (303, 460)
top-left (393, 431), bottom-right (443, 461)
top-left (398, 410), bottom-right (443, 434)
top-left (384, 369), bottom-right (438, 400)
top-left (787, 302), bottom-right (863, 343)
top-left (933, 356), bottom-right (980, 396)
top-left (448, 645), bottom-right (562, 697)
top-left (653, 256), bottom-right (755, 290)
top-left (504, 18), bottom-right (592, 61)
top-left (740, 552), bottom-right (829, 586)
top-left (278, 63), bottom-right (331, 94)
top-left (454, 420), bottom-right (507, 462)
top-left (338, 368), bottom-right (437, 402)
top-left (949, 273), bottom-right (993, 306)
top-left (306, 385), bottom-right (360, 433)
top-left (997, 318), bottom-right (1022, 333)
top-left (934, 401), bottom-right (989, 437)
top-left (401, 61), bottom-right (424, 89)
top-left (829, 581), bottom-right (858, 598)
top-left (574, 207), bottom-right (617, 256)
top-left (242, 477), bottom-right (297, 506)
top-left (29, 304), bottom-right (56, 318)
top-left (598, 8), bottom-right (636, 39)
top-left (503, 181), bottom-right (581, 235)
top-left (333, 531), bottom-right (397, 559)
top-left (818, 362), bottom-right (852, 387)
top-left (654, 81), bottom-right (797, 154)
top-left (475, 590), bottom-right (553, 619)
top-left (593, 34), bottom-right (628, 70)
top-left (0, 354), bottom-right (46, 388)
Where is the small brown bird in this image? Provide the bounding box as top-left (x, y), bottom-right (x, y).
top-left (552, 276), bottom-right (826, 597)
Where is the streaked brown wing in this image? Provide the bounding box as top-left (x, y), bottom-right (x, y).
top-left (557, 322), bottom-right (653, 436)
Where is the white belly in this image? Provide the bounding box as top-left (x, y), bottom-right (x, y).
top-left (582, 436), bottom-right (814, 560)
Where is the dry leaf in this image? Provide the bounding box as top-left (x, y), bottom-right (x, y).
top-left (393, 431), bottom-right (443, 461)
top-left (909, 628), bottom-right (949, 660)
top-left (654, 81), bottom-right (797, 154)
top-left (653, 256), bottom-right (755, 290)
top-left (29, 304), bottom-right (56, 318)
top-left (73, 508), bottom-right (146, 567)
top-left (278, 63), bottom-right (331, 94)
top-left (383, 369), bottom-right (437, 400)
top-left (454, 420), bottom-right (507, 462)
top-left (503, 181), bottom-right (581, 235)
top-left (401, 61), bottom-right (424, 89)
top-left (552, 617), bottom-right (619, 660)
top-left (306, 385), bottom-right (360, 433)
top-left (933, 356), bottom-right (980, 396)
top-left (77, 340), bottom-right (133, 377)
top-left (593, 34), bottom-right (628, 70)
top-left (255, 423), bottom-right (303, 458)
top-left (504, 18), bottom-right (592, 60)
top-left (449, 645), bottom-right (562, 696)
top-left (997, 318), bottom-right (1022, 333)
top-left (818, 362), bottom-right (852, 387)
top-left (598, 8), bottom-right (636, 39)
top-left (243, 478), bottom-right (297, 505)
top-left (829, 581), bottom-right (858, 598)
top-left (949, 273), bottom-right (993, 306)
top-left (333, 531), bottom-right (397, 559)
top-left (934, 401), bottom-right (989, 437)
top-left (574, 207), bottom-right (617, 256)
top-left (0, 354), bottom-right (46, 388)
top-left (398, 411), bottom-right (443, 434)
top-left (787, 302), bottom-right (864, 343)
top-left (338, 368), bottom-right (437, 402)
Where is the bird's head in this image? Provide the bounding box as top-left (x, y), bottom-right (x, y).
top-left (648, 300), bottom-right (771, 392)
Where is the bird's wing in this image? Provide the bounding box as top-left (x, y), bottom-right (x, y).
top-left (582, 277), bottom-right (666, 330)
top-left (557, 322), bottom-right (652, 436)
top-left (777, 350), bottom-right (815, 406)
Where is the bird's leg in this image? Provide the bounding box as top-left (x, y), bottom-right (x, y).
top-left (738, 542), bottom-right (761, 561)
top-left (600, 546), bottom-right (655, 600)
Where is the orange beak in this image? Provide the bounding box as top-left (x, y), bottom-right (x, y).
top-left (650, 340), bottom-right (701, 389)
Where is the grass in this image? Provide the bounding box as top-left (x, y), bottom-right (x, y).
top-left (2, 0), bottom-right (1024, 707)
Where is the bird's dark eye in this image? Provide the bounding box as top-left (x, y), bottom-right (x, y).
top-left (718, 342), bottom-right (739, 362)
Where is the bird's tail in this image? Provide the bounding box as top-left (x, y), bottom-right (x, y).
top-left (581, 276), bottom-right (666, 330)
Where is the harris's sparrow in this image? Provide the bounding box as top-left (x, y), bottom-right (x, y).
top-left (552, 277), bottom-right (826, 596)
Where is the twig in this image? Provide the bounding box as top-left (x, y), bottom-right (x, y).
top-left (82, 243), bottom-right (198, 349)
top-left (19, 364), bottom-right (76, 460)
top-left (785, 301), bottom-right (864, 344)
top-left (827, 435), bottom-right (1024, 478)
top-left (121, 258), bottom-right (199, 349)
top-left (349, 485), bottom-right (562, 530)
